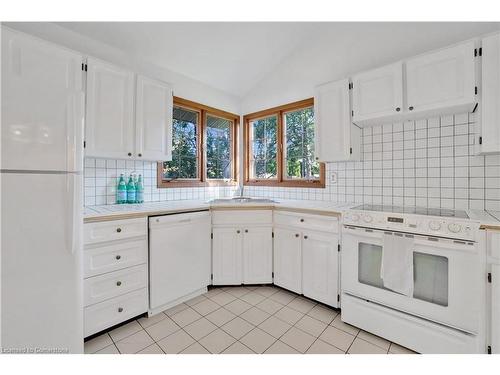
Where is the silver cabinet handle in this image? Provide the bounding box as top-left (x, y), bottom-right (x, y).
top-left (237, 230), bottom-right (241, 234)
top-left (116, 228), bottom-right (122, 233)
top-left (115, 255), bottom-right (121, 260)
top-left (304, 235), bottom-right (308, 239)
top-left (295, 233), bottom-right (299, 237)
top-left (245, 229), bottom-right (248, 233)
top-left (300, 218), bottom-right (304, 222)
top-left (116, 281), bottom-right (122, 286)
top-left (118, 307), bottom-right (123, 313)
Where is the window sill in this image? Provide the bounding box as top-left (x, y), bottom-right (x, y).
top-left (158, 180), bottom-right (238, 188)
top-left (244, 180), bottom-right (325, 189)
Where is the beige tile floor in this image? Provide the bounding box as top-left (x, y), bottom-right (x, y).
top-left (84, 285), bottom-right (417, 354)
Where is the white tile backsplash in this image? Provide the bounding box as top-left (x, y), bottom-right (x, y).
top-left (84, 112), bottom-right (500, 210)
top-left (244, 112), bottom-right (500, 211)
top-left (84, 159), bottom-right (237, 206)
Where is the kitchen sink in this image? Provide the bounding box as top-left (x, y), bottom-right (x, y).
top-left (208, 197), bottom-right (276, 204)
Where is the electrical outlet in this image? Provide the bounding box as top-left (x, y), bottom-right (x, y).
top-left (330, 172), bottom-right (337, 184)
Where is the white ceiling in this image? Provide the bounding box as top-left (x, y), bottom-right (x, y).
top-left (55, 22), bottom-right (317, 97)
top-left (54, 22), bottom-right (500, 99)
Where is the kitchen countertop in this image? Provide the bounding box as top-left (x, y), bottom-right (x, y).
top-left (83, 199), bottom-right (500, 229)
top-left (469, 210), bottom-right (500, 230)
top-left (83, 199), bottom-right (355, 223)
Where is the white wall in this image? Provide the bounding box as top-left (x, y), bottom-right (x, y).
top-left (3, 22), bottom-right (241, 115)
top-left (241, 22), bottom-right (500, 114)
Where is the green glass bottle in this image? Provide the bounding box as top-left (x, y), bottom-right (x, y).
top-left (136, 174), bottom-right (144, 203)
top-left (126, 175), bottom-right (136, 204)
top-left (116, 174), bottom-right (127, 204)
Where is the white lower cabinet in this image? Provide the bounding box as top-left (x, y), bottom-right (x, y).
top-left (491, 263), bottom-right (500, 353)
top-left (302, 231), bottom-right (339, 307)
top-left (83, 218), bottom-right (148, 337)
top-left (211, 210), bottom-right (273, 286)
top-left (273, 211), bottom-right (340, 307)
top-left (212, 227), bottom-right (243, 285)
top-left (273, 227), bottom-right (302, 294)
top-left (243, 227), bottom-right (273, 284)
top-left (488, 230), bottom-right (500, 353)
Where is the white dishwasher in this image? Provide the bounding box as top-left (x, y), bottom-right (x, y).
top-left (148, 210), bottom-right (211, 316)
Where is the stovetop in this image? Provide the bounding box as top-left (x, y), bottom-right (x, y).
top-left (353, 204), bottom-right (469, 219)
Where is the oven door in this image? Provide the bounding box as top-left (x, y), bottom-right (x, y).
top-left (341, 226), bottom-right (482, 334)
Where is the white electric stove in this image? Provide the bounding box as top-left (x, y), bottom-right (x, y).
top-left (341, 204), bottom-right (487, 354)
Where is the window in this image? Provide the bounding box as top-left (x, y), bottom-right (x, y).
top-left (158, 97), bottom-right (238, 188)
top-left (244, 98), bottom-right (325, 188)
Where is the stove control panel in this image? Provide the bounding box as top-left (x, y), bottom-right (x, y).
top-left (343, 210), bottom-right (478, 242)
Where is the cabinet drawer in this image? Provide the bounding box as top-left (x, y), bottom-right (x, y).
top-left (274, 211), bottom-right (339, 233)
top-left (212, 210), bottom-right (272, 226)
top-left (84, 239), bottom-right (147, 278)
top-left (84, 217), bottom-right (147, 245)
top-left (84, 264), bottom-right (148, 306)
top-left (84, 288), bottom-right (148, 337)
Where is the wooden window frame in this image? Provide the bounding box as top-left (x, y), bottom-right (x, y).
top-left (243, 98), bottom-right (325, 188)
top-left (157, 97), bottom-right (239, 188)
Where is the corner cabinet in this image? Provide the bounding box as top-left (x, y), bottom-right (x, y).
top-left (314, 79), bottom-right (361, 162)
top-left (477, 33), bottom-right (500, 154)
top-left (352, 62), bottom-right (404, 126)
top-left (135, 75), bottom-right (173, 161)
top-left (85, 59), bottom-right (173, 161)
top-left (85, 58), bottom-right (135, 160)
top-left (211, 210), bottom-right (273, 285)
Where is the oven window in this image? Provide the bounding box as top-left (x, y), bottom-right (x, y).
top-left (358, 243), bottom-right (384, 288)
top-left (358, 243), bottom-right (449, 307)
top-left (413, 252), bottom-right (448, 307)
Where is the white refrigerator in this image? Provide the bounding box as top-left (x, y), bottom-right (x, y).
top-left (1, 27), bottom-right (84, 353)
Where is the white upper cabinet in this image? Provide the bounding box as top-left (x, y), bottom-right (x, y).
top-left (352, 62), bottom-right (404, 126)
top-left (135, 75), bottom-right (173, 161)
top-left (478, 33), bottom-right (500, 154)
top-left (85, 58), bottom-right (135, 159)
top-left (406, 40), bottom-right (476, 116)
top-left (314, 78), bottom-right (361, 161)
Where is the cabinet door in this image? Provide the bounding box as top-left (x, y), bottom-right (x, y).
top-left (315, 79), bottom-right (359, 161)
top-left (406, 41), bottom-right (476, 115)
top-left (273, 227), bottom-right (302, 294)
top-left (135, 75), bottom-right (173, 161)
top-left (480, 33), bottom-right (500, 154)
top-left (492, 264), bottom-right (500, 353)
top-left (242, 227), bottom-right (273, 284)
top-left (302, 231), bottom-right (339, 307)
top-left (212, 227), bottom-right (242, 285)
top-left (352, 62), bottom-right (403, 125)
top-left (85, 58), bottom-right (135, 159)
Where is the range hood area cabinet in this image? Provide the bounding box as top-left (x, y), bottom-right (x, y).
top-left (84, 58), bottom-right (173, 161)
top-left (314, 78), bottom-right (361, 162)
top-left (351, 40), bottom-right (478, 127)
top-left (476, 33), bottom-right (500, 155)
top-left (351, 62), bottom-right (404, 126)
